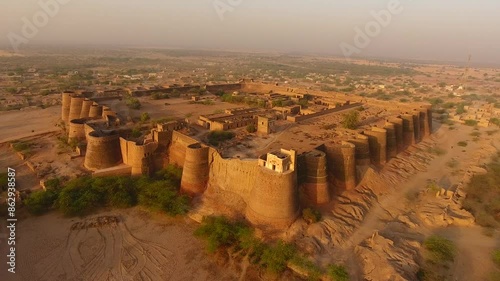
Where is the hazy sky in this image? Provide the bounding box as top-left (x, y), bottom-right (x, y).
top-left (1, 0), bottom-right (499, 64)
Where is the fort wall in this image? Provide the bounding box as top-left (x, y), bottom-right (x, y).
top-left (84, 131), bottom-right (122, 170)
top-left (364, 127), bottom-right (388, 165)
top-left (412, 111), bottom-right (422, 143)
top-left (168, 131), bottom-right (198, 167)
top-left (120, 138), bottom-right (158, 176)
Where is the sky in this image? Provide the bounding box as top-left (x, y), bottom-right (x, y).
top-left (1, 0), bottom-right (499, 64)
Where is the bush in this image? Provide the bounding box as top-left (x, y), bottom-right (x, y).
top-left (207, 130), bottom-right (235, 146)
top-left (464, 119), bottom-right (478, 126)
top-left (140, 112), bottom-right (150, 122)
top-left (261, 240), bottom-right (296, 273)
top-left (302, 208), bottom-right (322, 224)
top-left (126, 97), bottom-right (141, 110)
top-left (12, 141), bottom-right (31, 152)
top-left (341, 111), bottom-right (359, 130)
top-left (327, 264), bottom-right (349, 281)
top-left (423, 235), bottom-right (456, 263)
top-left (57, 177), bottom-right (105, 216)
top-left (24, 189), bottom-right (59, 215)
top-left (195, 216), bottom-right (247, 253)
top-left (492, 250), bottom-right (500, 268)
top-left (137, 178), bottom-right (188, 215)
top-left (246, 124), bottom-right (257, 133)
top-left (457, 141), bottom-right (468, 147)
top-left (155, 165), bottom-right (183, 186)
top-left (290, 256), bottom-right (322, 281)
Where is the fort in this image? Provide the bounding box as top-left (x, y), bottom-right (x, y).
top-left (60, 80), bottom-right (433, 228)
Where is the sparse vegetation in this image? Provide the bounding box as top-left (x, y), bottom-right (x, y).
top-left (457, 141), bottom-right (468, 147)
top-left (246, 124), bottom-right (257, 133)
top-left (140, 112), bottom-right (150, 122)
top-left (426, 147), bottom-right (447, 156)
top-left (302, 208), bottom-right (322, 224)
top-left (464, 119), bottom-right (478, 126)
top-left (207, 130), bottom-right (235, 146)
top-left (418, 235), bottom-right (456, 281)
top-left (341, 111), bottom-right (359, 130)
top-left (23, 167), bottom-right (187, 217)
top-left (0, 173), bottom-right (8, 191)
top-left (327, 264), bottom-right (349, 281)
top-left (463, 153), bottom-right (500, 228)
top-left (126, 97), bottom-right (142, 110)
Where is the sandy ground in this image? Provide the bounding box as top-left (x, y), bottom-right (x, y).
top-left (0, 106), bottom-right (60, 144)
top-left (0, 208), bottom-right (238, 281)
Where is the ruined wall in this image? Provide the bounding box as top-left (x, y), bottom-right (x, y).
top-left (245, 168), bottom-right (299, 228)
top-left (419, 105), bottom-right (432, 137)
top-left (302, 150), bottom-right (330, 205)
top-left (61, 91), bottom-right (73, 123)
top-left (102, 106), bottom-right (116, 118)
top-left (84, 131), bottom-right (122, 171)
top-left (180, 143), bottom-right (210, 196)
top-left (206, 83), bottom-right (242, 93)
top-left (120, 138), bottom-right (158, 176)
top-left (388, 117), bottom-right (404, 152)
top-left (68, 96), bottom-right (84, 122)
top-left (68, 119), bottom-right (87, 142)
top-left (89, 105), bottom-right (103, 118)
top-left (384, 122), bottom-right (397, 160)
top-left (364, 127), bottom-right (387, 165)
top-left (80, 99), bottom-right (93, 119)
top-left (322, 142), bottom-right (356, 191)
top-left (401, 114), bottom-right (416, 146)
top-left (286, 103), bottom-right (362, 122)
top-left (423, 105), bottom-right (433, 135)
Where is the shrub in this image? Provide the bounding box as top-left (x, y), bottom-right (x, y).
top-left (140, 112), bottom-right (150, 122)
top-left (12, 141), bottom-right (31, 152)
top-left (24, 189), bottom-right (59, 215)
top-left (260, 240), bottom-right (296, 273)
top-left (137, 179), bottom-right (188, 216)
top-left (464, 119), bottom-right (478, 126)
top-left (195, 216), bottom-right (245, 253)
top-left (155, 165), bottom-right (183, 186)
top-left (126, 97), bottom-right (141, 110)
top-left (207, 130), bottom-right (235, 146)
top-left (457, 141), bottom-right (468, 147)
top-left (423, 235), bottom-right (456, 263)
top-left (427, 147), bottom-right (447, 156)
top-left (492, 250), bottom-right (500, 268)
top-left (57, 177), bottom-right (105, 216)
top-left (327, 264), bottom-right (349, 281)
top-left (246, 124), bottom-right (257, 133)
top-left (341, 111), bottom-right (359, 130)
top-left (302, 208), bottom-right (322, 224)
top-left (290, 256), bottom-right (322, 281)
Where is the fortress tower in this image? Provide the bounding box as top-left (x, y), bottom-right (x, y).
top-left (401, 114), bottom-right (416, 146)
top-left (84, 130), bottom-right (122, 170)
top-left (180, 143), bottom-right (209, 196)
top-left (89, 104), bottom-right (103, 118)
top-left (61, 91), bottom-right (73, 123)
top-left (412, 110), bottom-right (422, 143)
top-left (364, 127), bottom-right (388, 165)
top-left (68, 118), bottom-right (87, 142)
top-left (302, 150), bottom-right (330, 205)
top-left (79, 99), bottom-right (93, 119)
top-left (387, 117), bottom-right (404, 152)
top-left (384, 122), bottom-right (397, 160)
top-left (247, 149), bottom-right (299, 227)
top-left (349, 134), bottom-right (371, 166)
top-left (68, 96), bottom-right (84, 123)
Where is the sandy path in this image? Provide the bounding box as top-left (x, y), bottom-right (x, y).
top-left (0, 106), bottom-right (60, 143)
